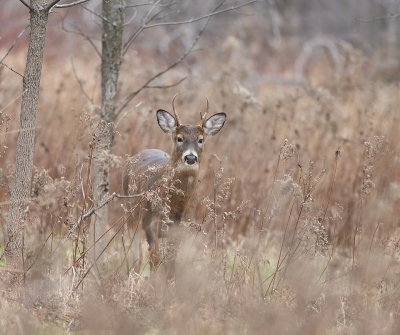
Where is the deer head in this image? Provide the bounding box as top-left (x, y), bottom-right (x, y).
top-left (156, 97), bottom-right (226, 169)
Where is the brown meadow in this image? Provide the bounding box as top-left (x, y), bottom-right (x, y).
top-left (1, 2), bottom-right (400, 334)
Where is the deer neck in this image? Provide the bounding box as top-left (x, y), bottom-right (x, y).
top-left (165, 162), bottom-right (198, 223)
top-left (171, 162), bottom-right (199, 188)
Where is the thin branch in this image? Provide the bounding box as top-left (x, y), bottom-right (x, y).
top-left (144, 0), bottom-right (257, 29)
top-left (116, 18), bottom-right (210, 115)
top-left (114, 101), bottom-right (143, 129)
top-left (0, 25), bottom-right (29, 65)
top-left (61, 17), bottom-right (101, 56)
top-left (46, 0), bottom-right (63, 11)
top-left (145, 75), bottom-right (187, 89)
top-left (0, 267), bottom-right (24, 274)
top-left (356, 12), bottom-right (400, 22)
top-left (123, 0), bottom-right (163, 54)
top-left (0, 90), bottom-right (26, 115)
top-left (19, 0), bottom-right (33, 11)
top-left (146, 4), bottom-right (172, 23)
top-left (124, 8), bottom-right (138, 26)
top-left (81, 5), bottom-right (111, 24)
top-left (70, 57), bottom-right (93, 104)
top-left (0, 25), bottom-right (29, 80)
top-left (66, 192), bottom-right (144, 239)
top-left (122, 0), bottom-right (255, 54)
top-left (0, 63), bottom-right (24, 79)
top-left (126, 2), bottom-right (152, 8)
top-left (54, 0), bottom-right (90, 8)
top-left (76, 28), bottom-right (101, 57)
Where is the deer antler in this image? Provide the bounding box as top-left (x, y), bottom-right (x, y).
top-left (172, 94), bottom-right (182, 126)
top-left (200, 98), bottom-right (209, 126)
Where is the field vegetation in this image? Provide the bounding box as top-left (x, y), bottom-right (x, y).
top-left (1, 1), bottom-right (400, 334)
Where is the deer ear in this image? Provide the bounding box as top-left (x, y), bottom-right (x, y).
top-left (157, 109), bottom-right (176, 135)
top-left (203, 113), bottom-right (226, 137)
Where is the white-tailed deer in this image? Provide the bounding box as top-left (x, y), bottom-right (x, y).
top-left (122, 97), bottom-right (226, 275)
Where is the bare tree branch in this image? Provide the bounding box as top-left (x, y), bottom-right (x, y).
top-left (113, 76), bottom-right (185, 128)
top-left (146, 75), bottom-right (187, 89)
top-left (0, 25), bottom-right (30, 65)
top-left (19, 0), bottom-right (33, 11)
top-left (0, 267), bottom-right (24, 274)
top-left (124, 8), bottom-right (138, 26)
top-left (70, 58), bottom-right (93, 103)
top-left (66, 192), bottom-right (144, 239)
top-left (0, 63), bottom-right (24, 79)
top-left (144, 0), bottom-right (257, 29)
top-left (0, 25), bottom-right (28, 79)
top-left (122, 0), bottom-right (256, 55)
top-left (117, 21), bottom-right (208, 115)
top-left (117, 1), bottom-right (239, 114)
top-left (81, 5), bottom-right (111, 24)
top-left (123, 0), bottom-right (162, 55)
top-left (114, 101), bottom-right (143, 129)
top-left (61, 17), bottom-right (101, 56)
top-left (126, 2), bottom-right (152, 8)
top-left (0, 90), bottom-right (26, 115)
top-left (54, 0), bottom-right (90, 8)
top-left (356, 12), bottom-right (400, 22)
top-left (45, 0), bottom-right (63, 11)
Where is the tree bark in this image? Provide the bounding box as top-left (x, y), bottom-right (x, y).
top-left (6, 0), bottom-right (49, 286)
top-left (90, 0), bottom-right (124, 259)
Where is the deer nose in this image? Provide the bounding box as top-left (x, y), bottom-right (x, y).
top-left (184, 154), bottom-right (198, 165)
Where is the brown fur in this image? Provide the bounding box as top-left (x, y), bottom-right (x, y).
top-left (122, 108), bottom-right (226, 275)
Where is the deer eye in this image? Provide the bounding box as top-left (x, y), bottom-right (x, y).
top-left (176, 136), bottom-right (183, 143)
top-left (198, 138), bottom-right (204, 144)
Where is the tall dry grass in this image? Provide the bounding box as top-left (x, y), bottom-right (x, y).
top-left (1, 8), bottom-right (400, 334)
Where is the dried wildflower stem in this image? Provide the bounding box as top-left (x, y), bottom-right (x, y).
top-left (213, 170), bottom-right (219, 249)
top-left (322, 151), bottom-right (340, 223)
top-left (266, 199), bottom-right (296, 296)
top-left (352, 198), bottom-right (363, 268)
top-left (318, 152), bottom-right (340, 280)
top-left (67, 192), bottom-right (144, 239)
top-left (115, 219), bottom-right (142, 275)
top-left (247, 141), bottom-right (285, 270)
top-left (107, 212), bottom-right (145, 273)
top-left (25, 230), bottom-right (54, 273)
top-left (72, 216), bottom-right (128, 291)
top-left (83, 141), bottom-right (94, 211)
top-left (0, 267), bottom-right (24, 274)
top-left (364, 221), bottom-right (381, 280)
top-left (65, 215), bottom-right (124, 274)
top-left (65, 195), bottom-right (145, 277)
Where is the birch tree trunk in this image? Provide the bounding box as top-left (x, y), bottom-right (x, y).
top-left (6, 0), bottom-right (49, 286)
top-left (90, 0), bottom-right (124, 259)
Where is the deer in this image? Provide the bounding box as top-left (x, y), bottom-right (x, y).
top-left (122, 96), bottom-right (226, 277)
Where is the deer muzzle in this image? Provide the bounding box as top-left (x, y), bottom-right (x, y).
top-left (184, 153), bottom-right (198, 165)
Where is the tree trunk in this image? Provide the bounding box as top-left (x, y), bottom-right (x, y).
top-left (6, 0), bottom-right (49, 286)
top-left (90, 0), bottom-right (124, 260)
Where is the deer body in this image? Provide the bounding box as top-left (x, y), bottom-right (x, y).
top-left (123, 99), bottom-right (226, 273)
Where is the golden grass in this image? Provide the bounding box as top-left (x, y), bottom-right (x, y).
top-left (1, 12), bottom-right (400, 334)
